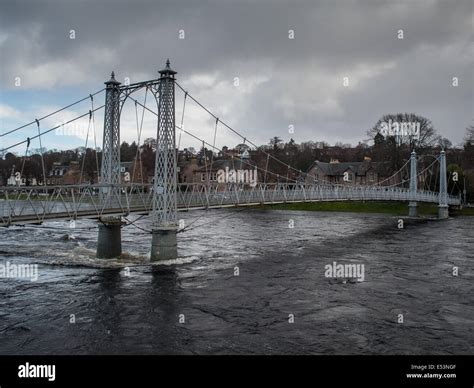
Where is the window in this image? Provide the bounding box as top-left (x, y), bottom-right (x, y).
top-left (211, 172), bottom-right (217, 182)
top-left (201, 173), bottom-right (206, 182)
top-left (368, 172), bottom-right (375, 182)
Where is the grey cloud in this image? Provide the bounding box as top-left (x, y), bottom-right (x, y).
top-left (0, 0), bottom-right (472, 146)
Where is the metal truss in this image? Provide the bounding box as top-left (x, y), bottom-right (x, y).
top-left (101, 72), bottom-right (122, 187)
top-left (152, 60), bottom-right (177, 229)
top-left (0, 183), bottom-right (461, 227)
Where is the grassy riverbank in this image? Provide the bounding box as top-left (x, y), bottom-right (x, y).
top-left (256, 201), bottom-right (474, 216)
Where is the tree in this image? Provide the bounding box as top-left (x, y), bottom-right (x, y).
top-left (368, 113), bottom-right (438, 151)
top-left (462, 125), bottom-right (474, 197)
top-left (437, 137), bottom-right (452, 150)
top-left (367, 113), bottom-right (438, 171)
top-left (269, 136), bottom-right (283, 151)
top-left (120, 141), bottom-right (138, 162)
top-left (143, 138), bottom-right (156, 152)
top-left (464, 125), bottom-right (474, 145)
top-left (80, 148), bottom-right (99, 183)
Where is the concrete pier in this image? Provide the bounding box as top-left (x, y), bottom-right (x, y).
top-left (438, 205), bottom-right (449, 220)
top-left (97, 217), bottom-right (123, 258)
top-left (151, 228), bottom-right (177, 261)
top-left (408, 202), bottom-right (418, 217)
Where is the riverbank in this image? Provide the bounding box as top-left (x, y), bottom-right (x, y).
top-left (256, 201), bottom-right (474, 216)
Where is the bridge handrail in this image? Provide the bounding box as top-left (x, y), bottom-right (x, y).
top-left (0, 182), bottom-right (460, 201)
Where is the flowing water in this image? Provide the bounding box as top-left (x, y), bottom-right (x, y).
top-left (0, 209), bottom-right (472, 354)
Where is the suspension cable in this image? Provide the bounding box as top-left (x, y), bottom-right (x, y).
top-left (131, 88), bottom-right (148, 185)
top-left (127, 94), bottom-right (298, 183)
top-left (177, 91), bottom-right (187, 151)
top-left (90, 94), bottom-right (100, 184)
top-left (79, 110), bottom-right (93, 185)
top-left (174, 82), bottom-right (313, 181)
top-left (35, 119), bottom-right (47, 186)
top-left (19, 137), bottom-right (31, 185)
top-left (174, 82), bottom-right (413, 188)
top-left (127, 94), bottom-right (426, 189)
top-left (371, 158), bottom-right (410, 187)
top-left (0, 88), bottom-right (106, 137)
top-left (0, 104), bottom-right (105, 153)
top-left (209, 117), bottom-right (219, 179)
top-left (264, 154), bottom-right (270, 185)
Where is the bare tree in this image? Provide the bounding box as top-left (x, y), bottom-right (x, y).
top-left (368, 113), bottom-right (438, 151)
top-left (437, 137), bottom-right (452, 150)
top-left (464, 125), bottom-right (474, 145)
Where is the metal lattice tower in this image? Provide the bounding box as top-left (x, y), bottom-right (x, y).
top-left (152, 60), bottom-right (177, 228)
top-left (408, 150), bottom-right (417, 217)
top-left (101, 72), bottom-right (121, 186)
top-left (409, 151), bottom-right (417, 193)
top-left (96, 72), bottom-right (123, 259)
top-left (439, 150), bottom-right (448, 208)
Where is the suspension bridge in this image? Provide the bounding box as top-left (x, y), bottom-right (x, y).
top-left (0, 60), bottom-right (461, 260)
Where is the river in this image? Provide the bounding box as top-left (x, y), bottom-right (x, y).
top-left (0, 209), bottom-right (472, 354)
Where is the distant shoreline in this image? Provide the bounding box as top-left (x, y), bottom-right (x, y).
top-left (253, 201), bottom-right (474, 216)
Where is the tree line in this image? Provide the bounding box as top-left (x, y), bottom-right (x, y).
top-left (1, 114), bottom-right (473, 201)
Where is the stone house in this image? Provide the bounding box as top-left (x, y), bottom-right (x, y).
top-left (305, 158), bottom-right (389, 185)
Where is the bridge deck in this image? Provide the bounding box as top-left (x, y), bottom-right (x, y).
top-left (0, 183), bottom-right (460, 226)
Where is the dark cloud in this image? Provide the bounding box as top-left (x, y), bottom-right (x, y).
top-left (0, 0), bottom-right (472, 147)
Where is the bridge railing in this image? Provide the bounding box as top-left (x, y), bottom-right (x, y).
top-left (0, 183), bottom-right (460, 226)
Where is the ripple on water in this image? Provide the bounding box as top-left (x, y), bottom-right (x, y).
top-left (0, 211), bottom-right (472, 355)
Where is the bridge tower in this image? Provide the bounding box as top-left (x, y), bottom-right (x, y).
top-left (438, 150), bottom-right (449, 219)
top-left (150, 60), bottom-right (178, 261)
top-left (97, 71), bottom-right (123, 258)
top-left (408, 151), bottom-right (417, 217)
top-left (101, 72), bottom-right (122, 187)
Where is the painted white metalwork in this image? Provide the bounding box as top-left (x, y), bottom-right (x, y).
top-left (101, 72), bottom-right (121, 187)
top-left (0, 183), bottom-right (461, 227)
top-left (152, 60), bottom-right (178, 228)
top-left (439, 150), bottom-right (448, 208)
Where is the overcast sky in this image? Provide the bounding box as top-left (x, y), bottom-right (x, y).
top-left (0, 0), bottom-right (472, 154)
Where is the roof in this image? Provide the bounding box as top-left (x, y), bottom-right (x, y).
top-left (194, 159), bottom-right (255, 172)
top-left (309, 161), bottom-right (377, 176)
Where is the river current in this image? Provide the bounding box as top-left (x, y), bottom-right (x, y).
top-left (0, 209), bottom-right (472, 354)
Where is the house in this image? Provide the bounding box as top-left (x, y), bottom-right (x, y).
top-left (192, 159), bottom-right (254, 184)
top-left (178, 150), bottom-right (260, 189)
top-left (47, 161), bottom-right (80, 185)
top-left (178, 156), bottom-right (199, 184)
top-left (305, 157), bottom-right (390, 185)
